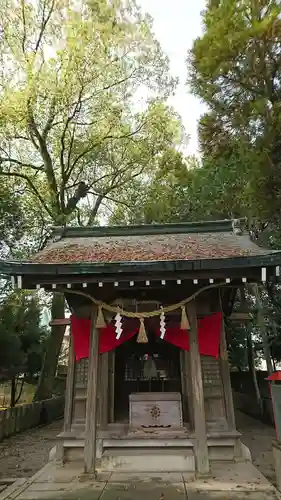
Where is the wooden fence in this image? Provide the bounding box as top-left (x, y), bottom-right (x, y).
top-left (233, 391), bottom-right (274, 425)
top-left (0, 396), bottom-right (64, 441)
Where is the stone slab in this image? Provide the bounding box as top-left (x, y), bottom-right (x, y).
top-left (101, 482), bottom-right (186, 500)
top-left (33, 463), bottom-right (82, 483)
top-left (184, 462), bottom-right (279, 495)
top-left (28, 483), bottom-right (77, 492)
top-left (186, 493), bottom-right (281, 500)
top-left (101, 450), bottom-right (195, 472)
top-left (17, 482), bottom-right (106, 500)
top-left (109, 472), bottom-right (184, 483)
top-left (17, 491), bottom-right (102, 500)
top-left (0, 479), bottom-right (28, 500)
top-left (273, 440), bottom-right (281, 492)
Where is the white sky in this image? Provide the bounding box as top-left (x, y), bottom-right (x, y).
top-left (139, 0), bottom-right (207, 156)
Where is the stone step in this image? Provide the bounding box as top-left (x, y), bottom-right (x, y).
top-left (103, 438), bottom-right (193, 448)
top-left (100, 449), bottom-right (195, 472)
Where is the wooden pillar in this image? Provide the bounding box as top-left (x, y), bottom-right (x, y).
top-left (184, 350), bottom-right (195, 430)
top-left (108, 351), bottom-right (115, 423)
top-left (84, 307), bottom-right (100, 474)
top-left (187, 300), bottom-right (209, 475)
top-left (99, 352), bottom-right (109, 429)
top-left (63, 332), bottom-right (75, 432)
top-left (219, 294), bottom-right (236, 430)
top-left (180, 351), bottom-right (188, 422)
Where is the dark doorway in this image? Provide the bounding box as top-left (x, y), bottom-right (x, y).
top-left (114, 329), bottom-right (181, 422)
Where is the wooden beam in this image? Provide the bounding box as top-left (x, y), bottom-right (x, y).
top-left (99, 352), bottom-right (109, 429)
top-left (180, 351), bottom-right (188, 422)
top-left (187, 300), bottom-right (209, 475)
top-left (63, 332), bottom-right (75, 432)
top-left (229, 312), bottom-right (252, 321)
top-left (84, 307), bottom-right (100, 474)
top-left (219, 296), bottom-right (236, 431)
top-left (108, 351), bottom-right (115, 423)
top-left (184, 350), bottom-right (195, 429)
top-left (49, 318), bottom-right (71, 326)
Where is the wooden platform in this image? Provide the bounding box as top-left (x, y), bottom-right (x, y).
top-left (56, 422), bottom-right (243, 471)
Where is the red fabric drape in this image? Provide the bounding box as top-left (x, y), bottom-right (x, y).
top-left (70, 315), bottom-right (138, 360)
top-left (70, 312), bottom-right (222, 361)
top-left (155, 312), bottom-right (222, 358)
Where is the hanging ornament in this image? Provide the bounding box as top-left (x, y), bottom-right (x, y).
top-left (137, 318), bottom-right (148, 343)
top-left (115, 310), bottom-right (123, 339)
top-left (180, 306), bottom-right (190, 330)
top-left (160, 307), bottom-right (166, 339)
top-left (96, 306), bottom-right (106, 329)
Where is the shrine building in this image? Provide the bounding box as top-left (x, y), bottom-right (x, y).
top-left (1, 219), bottom-right (281, 476)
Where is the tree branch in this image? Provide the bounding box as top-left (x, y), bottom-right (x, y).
top-left (27, 100), bottom-right (59, 210)
top-left (60, 87), bottom-right (84, 180)
top-left (66, 123), bottom-right (144, 182)
top-left (34, 0), bottom-right (55, 53)
top-left (87, 194), bottom-right (103, 226)
top-left (0, 171), bottom-right (53, 218)
top-left (88, 191), bottom-right (132, 209)
top-left (42, 96), bottom-right (57, 139)
top-left (0, 156), bottom-right (43, 172)
top-left (20, 0), bottom-right (27, 54)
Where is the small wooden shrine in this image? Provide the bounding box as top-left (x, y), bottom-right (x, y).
top-left (1, 219), bottom-right (281, 476)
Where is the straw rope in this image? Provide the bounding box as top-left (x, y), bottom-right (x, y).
top-left (60, 281), bottom-right (228, 318)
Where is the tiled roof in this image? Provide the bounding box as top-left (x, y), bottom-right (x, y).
top-left (31, 222), bottom-right (275, 265)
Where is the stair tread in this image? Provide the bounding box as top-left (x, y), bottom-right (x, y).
top-left (102, 449), bottom-right (193, 456)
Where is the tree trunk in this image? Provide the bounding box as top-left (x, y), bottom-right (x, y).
top-left (252, 284), bottom-right (273, 375)
top-left (10, 376), bottom-right (16, 407)
top-left (34, 293), bottom-right (65, 401)
top-left (246, 329), bottom-right (263, 416)
top-left (15, 378), bottom-right (24, 405)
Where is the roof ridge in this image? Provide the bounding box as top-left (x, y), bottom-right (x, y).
top-left (49, 219), bottom-right (246, 240)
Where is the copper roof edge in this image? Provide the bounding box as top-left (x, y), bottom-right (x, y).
top-left (49, 218), bottom-right (247, 239)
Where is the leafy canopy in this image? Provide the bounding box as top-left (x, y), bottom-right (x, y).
top-left (0, 0), bottom-right (178, 226)
top-left (188, 0), bottom-right (281, 226)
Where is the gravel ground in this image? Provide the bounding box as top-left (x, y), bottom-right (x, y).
top-left (0, 419), bottom-right (62, 478)
top-left (0, 412), bottom-right (276, 485)
top-left (236, 411), bottom-right (276, 485)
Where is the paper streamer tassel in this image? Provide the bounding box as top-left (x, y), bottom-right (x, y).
top-left (160, 308), bottom-right (166, 339)
top-left (137, 318), bottom-right (148, 343)
top-left (181, 306), bottom-right (190, 330)
top-left (96, 306), bottom-right (106, 329)
top-left (115, 311), bottom-right (123, 339)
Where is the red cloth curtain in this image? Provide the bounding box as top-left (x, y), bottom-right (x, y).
top-left (70, 315), bottom-right (138, 360)
top-left (155, 313), bottom-right (222, 358)
top-left (70, 312), bottom-right (222, 361)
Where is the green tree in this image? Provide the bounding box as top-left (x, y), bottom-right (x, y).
top-left (188, 0), bottom-right (281, 229)
top-left (0, 0), bottom-right (176, 227)
top-left (109, 148), bottom-right (192, 224)
top-left (0, 0), bottom-right (180, 399)
top-left (0, 291), bottom-right (46, 406)
top-left (109, 147), bottom-right (254, 226)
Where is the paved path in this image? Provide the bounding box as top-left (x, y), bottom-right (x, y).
top-left (0, 412), bottom-right (277, 487)
top-left (0, 420), bottom-right (62, 478)
top-left (235, 411), bottom-right (276, 484)
top-left (5, 461), bottom-right (279, 500)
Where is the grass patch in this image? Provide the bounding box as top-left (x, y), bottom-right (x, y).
top-left (0, 382), bottom-right (36, 408)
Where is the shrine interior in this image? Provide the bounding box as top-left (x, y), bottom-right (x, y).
top-left (114, 329), bottom-right (182, 423)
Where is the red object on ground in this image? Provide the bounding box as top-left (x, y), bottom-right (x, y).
top-left (71, 312), bottom-right (222, 361)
